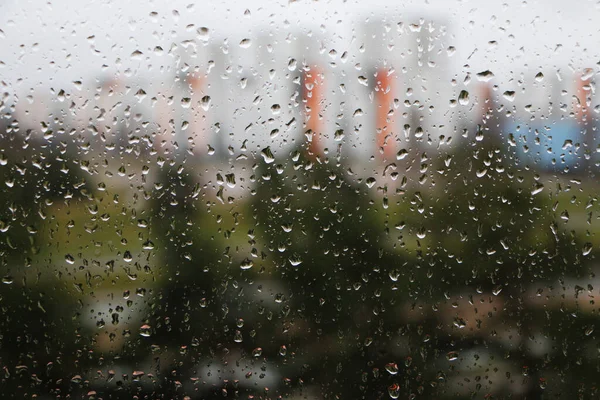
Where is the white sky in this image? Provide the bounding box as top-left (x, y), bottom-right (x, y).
top-left (0, 0), bottom-right (598, 92)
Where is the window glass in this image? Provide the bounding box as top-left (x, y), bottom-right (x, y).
top-left (0, 0), bottom-right (598, 398)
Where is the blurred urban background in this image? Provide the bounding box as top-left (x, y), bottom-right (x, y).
top-left (0, 0), bottom-right (600, 399)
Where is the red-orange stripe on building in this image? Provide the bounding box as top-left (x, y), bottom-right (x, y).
top-left (479, 82), bottom-right (494, 122)
top-left (303, 66), bottom-right (323, 157)
top-left (575, 71), bottom-right (590, 123)
top-left (375, 68), bottom-right (395, 160)
top-left (187, 74), bottom-right (205, 149)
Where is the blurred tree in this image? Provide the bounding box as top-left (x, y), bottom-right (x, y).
top-left (250, 139), bottom-right (417, 399)
top-left (0, 128), bottom-right (93, 397)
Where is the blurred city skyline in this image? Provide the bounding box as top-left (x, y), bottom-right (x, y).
top-left (1, 1), bottom-right (596, 167)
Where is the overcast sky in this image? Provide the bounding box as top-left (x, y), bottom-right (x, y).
top-left (0, 0), bottom-right (598, 92)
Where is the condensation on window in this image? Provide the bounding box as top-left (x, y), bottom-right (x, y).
top-left (0, 0), bottom-right (598, 398)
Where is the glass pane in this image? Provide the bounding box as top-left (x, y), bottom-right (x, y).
top-left (0, 0), bottom-right (598, 398)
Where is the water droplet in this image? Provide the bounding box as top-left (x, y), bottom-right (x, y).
top-left (388, 383), bottom-right (400, 399)
top-left (396, 149), bottom-right (408, 160)
top-left (139, 324), bottom-right (152, 337)
top-left (240, 258), bottom-right (254, 270)
top-left (197, 27), bottom-right (210, 41)
top-left (131, 50), bottom-right (143, 60)
top-left (287, 58), bottom-right (297, 71)
top-left (135, 89), bottom-right (146, 102)
top-left (225, 173), bottom-right (236, 188)
top-left (535, 72), bottom-right (544, 82)
top-left (503, 91), bottom-right (516, 102)
top-left (531, 183), bottom-right (544, 195)
top-left (57, 89), bottom-right (66, 102)
top-left (239, 38), bottom-right (252, 49)
top-left (583, 243), bottom-right (593, 256)
top-left (279, 345), bottom-right (287, 356)
top-left (200, 95), bottom-right (211, 111)
top-left (458, 90), bottom-right (469, 105)
top-left (385, 363), bottom-right (399, 375)
top-left (581, 68), bottom-right (594, 81)
top-left (476, 70), bottom-right (494, 82)
top-left (234, 330), bottom-right (243, 342)
top-left (289, 256), bottom-right (302, 266)
top-left (132, 371), bottom-right (144, 379)
top-left (261, 147), bottom-right (275, 164)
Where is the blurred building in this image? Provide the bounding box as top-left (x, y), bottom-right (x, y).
top-left (6, 16), bottom-right (596, 178)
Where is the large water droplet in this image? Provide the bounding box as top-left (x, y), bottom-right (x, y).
top-left (388, 383), bottom-right (400, 399)
top-left (131, 50), bottom-right (143, 60)
top-left (476, 70), bottom-right (494, 82)
top-left (200, 95), bottom-right (211, 111)
top-left (139, 324), bottom-right (152, 337)
top-left (458, 90), bottom-right (469, 105)
top-left (503, 91), bottom-right (516, 102)
top-left (287, 58), bottom-right (297, 71)
top-left (289, 256), bottom-right (302, 266)
top-left (261, 147), bottom-right (275, 164)
top-left (240, 258), bottom-right (253, 270)
top-left (583, 242), bottom-right (593, 256)
top-left (535, 72), bottom-right (544, 82)
top-left (239, 38), bottom-right (252, 49)
top-left (385, 363), bottom-right (399, 375)
top-left (581, 68), bottom-right (594, 81)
